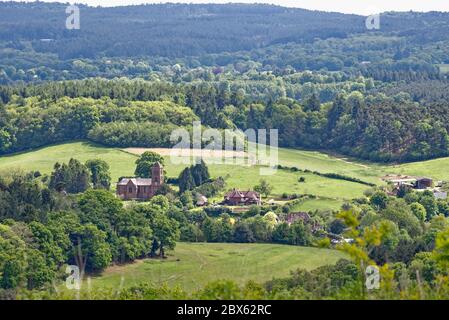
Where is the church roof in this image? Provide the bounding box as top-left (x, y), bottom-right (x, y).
top-left (117, 178), bottom-right (152, 186)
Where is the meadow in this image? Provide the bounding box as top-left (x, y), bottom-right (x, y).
top-left (386, 158), bottom-right (449, 182)
top-left (0, 141), bottom-right (138, 183)
top-left (276, 148), bottom-right (385, 185)
top-left (87, 242), bottom-right (346, 292)
top-left (288, 198), bottom-right (345, 212)
top-left (2, 140), bottom-right (449, 211)
top-left (0, 141), bottom-right (376, 207)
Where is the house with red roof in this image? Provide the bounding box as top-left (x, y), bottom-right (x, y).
top-left (223, 189), bottom-right (261, 206)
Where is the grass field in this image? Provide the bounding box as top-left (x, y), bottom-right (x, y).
top-left (2, 140), bottom-right (449, 211)
top-left (88, 242), bottom-right (346, 292)
top-left (386, 157), bottom-right (449, 182)
top-left (276, 148), bottom-right (384, 185)
top-left (127, 146), bottom-right (382, 200)
top-left (0, 141), bottom-right (375, 207)
top-left (289, 198), bottom-right (346, 212)
top-left (0, 141), bottom-right (138, 184)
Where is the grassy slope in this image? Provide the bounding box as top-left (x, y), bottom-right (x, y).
top-left (438, 64), bottom-right (449, 74)
top-left (89, 242), bottom-right (346, 292)
top-left (2, 140), bottom-right (449, 209)
top-left (0, 141), bottom-right (137, 183)
top-left (163, 160), bottom-right (369, 200)
top-left (278, 147), bottom-right (449, 183)
top-left (0, 141), bottom-right (372, 203)
top-left (289, 198), bottom-right (345, 212)
top-left (277, 148), bottom-right (385, 185)
top-left (386, 158), bottom-right (449, 181)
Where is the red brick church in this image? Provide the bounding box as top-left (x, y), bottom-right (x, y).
top-left (116, 162), bottom-right (164, 200)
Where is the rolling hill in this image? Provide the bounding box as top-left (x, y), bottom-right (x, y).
top-left (86, 242), bottom-right (347, 292)
top-left (1, 140), bottom-right (448, 212)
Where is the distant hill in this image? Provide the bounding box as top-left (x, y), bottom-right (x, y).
top-left (0, 2), bottom-right (368, 58)
top-left (1, 2), bottom-right (449, 60)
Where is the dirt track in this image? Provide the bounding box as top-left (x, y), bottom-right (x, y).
top-left (123, 147), bottom-right (257, 165)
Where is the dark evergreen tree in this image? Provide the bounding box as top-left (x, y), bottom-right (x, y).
top-left (49, 159), bottom-right (90, 194)
top-left (191, 160), bottom-right (210, 186)
top-left (179, 168), bottom-right (195, 193)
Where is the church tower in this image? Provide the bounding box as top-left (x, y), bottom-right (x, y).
top-left (152, 162), bottom-right (163, 186)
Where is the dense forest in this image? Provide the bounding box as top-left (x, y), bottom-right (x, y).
top-left (1, 2), bottom-right (449, 83)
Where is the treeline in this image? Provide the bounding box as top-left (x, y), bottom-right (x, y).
top-left (0, 97), bottom-right (198, 154)
top-left (231, 92), bottom-right (449, 162)
top-left (377, 80), bottom-right (449, 104)
top-left (180, 212), bottom-right (315, 247)
top-left (88, 122), bottom-right (177, 148)
top-left (3, 80), bottom-right (449, 161)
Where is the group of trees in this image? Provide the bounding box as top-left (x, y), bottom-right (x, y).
top-left (177, 210), bottom-right (315, 247)
top-left (178, 160), bottom-right (210, 193)
top-left (229, 92), bottom-right (449, 162)
top-left (1, 3), bottom-right (449, 84)
top-left (77, 191), bottom-right (179, 264)
top-left (49, 158), bottom-right (110, 193)
top-left (329, 187), bottom-right (449, 267)
top-left (0, 171), bottom-right (56, 222)
top-left (0, 191), bottom-right (180, 292)
top-left (0, 97), bottom-right (197, 154)
top-left (0, 162), bottom-right (181, 293)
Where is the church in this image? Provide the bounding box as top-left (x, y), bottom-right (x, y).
top-left (116, 162), bottom-right (164, 200)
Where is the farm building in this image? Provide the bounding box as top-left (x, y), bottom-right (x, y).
top-left (415, 177), bottom-right (433, 189)
top-left (116, 162), bottom-right (164, 200)
top-left (223, 189), bottom-right (261, 206)
top-left (196, 194), bottom-right (208, 206)
top-left (382, 175), bottom-right (433, 190)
